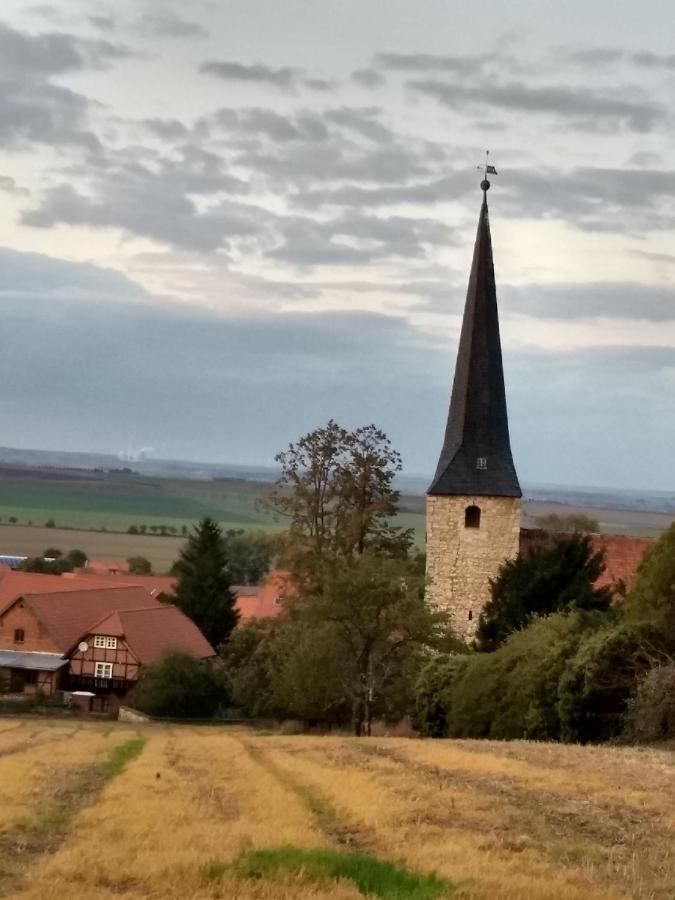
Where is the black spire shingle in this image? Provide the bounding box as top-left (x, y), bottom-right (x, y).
top-left (428, 188), bottom-right (521, 497)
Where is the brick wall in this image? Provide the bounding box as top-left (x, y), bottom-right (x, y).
top-left (0, 600), bottom-right (61, 654)
top-left (426, 495), bottom-right (521, 639)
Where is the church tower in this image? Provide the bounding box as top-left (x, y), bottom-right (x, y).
top-left (426, 173), bottom-right (521, 640)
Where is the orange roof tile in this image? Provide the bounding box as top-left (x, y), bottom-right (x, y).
top-left (233, 569), bottom-right (292, 623)
top-left (17, 586), bottom-right (161, 653)
top-left (88, 605), bottom-right (214, 663)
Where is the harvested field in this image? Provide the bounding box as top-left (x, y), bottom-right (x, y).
top-left (0, 718), bottom-right (672, 899)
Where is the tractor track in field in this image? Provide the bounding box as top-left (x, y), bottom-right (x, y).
top-left (238, 736), bottom-right (373, 851)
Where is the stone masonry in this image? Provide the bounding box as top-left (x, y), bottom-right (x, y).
top-left (426, 495), bottom-right (521, 640)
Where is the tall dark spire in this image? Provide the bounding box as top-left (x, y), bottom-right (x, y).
top-left (428, 179), bottom-right (521, 497)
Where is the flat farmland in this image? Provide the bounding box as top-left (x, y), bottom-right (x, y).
top-left (0, 719), bottom-right (672, 899)
top-left (0, 525), bottom-right (185, 572)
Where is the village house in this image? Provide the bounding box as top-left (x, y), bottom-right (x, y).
top-left (0, 580), bottom-right (213, 708)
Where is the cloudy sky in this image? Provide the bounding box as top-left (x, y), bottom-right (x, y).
top-left (1, 0), bottom-right (674, 490)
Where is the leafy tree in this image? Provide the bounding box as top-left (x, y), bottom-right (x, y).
top-left (222, 529), bottom-right (274, 585)
top-left (127, 555), bottom-right (153, 575)
top-left (221, 620), bottom-right (279, 717)
top-left (8, 516), bottom-right (17, 524)
top-left (268, 420), bottom-right (411, 576)
top-left (65, 548), bottom-right (87, 569)
top-left (171, 518), bottom-right (239, 648)
top-left (20, 547), bottom-right (87, 574)
top-left (45, 518), bottom-right (56, 528)
top-left (43, 547), bottom-right (62, 559)
top-left (298, 553), bottom-right (443, 735)
top-left (622, 522), bottom-right (675, 642)
top-left (475, 533), bottom-right (612, 652)
top-left (130, 651), bottom-right (227, 718)
top-left (127, 525), bottom-right (139, 535)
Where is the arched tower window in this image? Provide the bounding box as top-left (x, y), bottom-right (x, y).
top-left (465, 505), bottom-right (481, 529)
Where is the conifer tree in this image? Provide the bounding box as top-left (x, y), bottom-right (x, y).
top-left (172, 518), bottom-right (238, 648)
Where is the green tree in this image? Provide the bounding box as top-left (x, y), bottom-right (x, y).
top-left (130, 651), bottom-right (227, 718)
top-left (475, 533), bottom-right (612, 652)
top-left (43, 547), bottom-right (62, 559)
top-left (127, 556), bottom-right (153, 575)
top-left (127, 525), bottom-right (139, 535)
top-left (171, 518), bottom-right (239, 647)
top-left (45, 518), bottom-right (56, 528)
top-left (222, 529), bottom-right (274, 585)
top-left (268, 420), bottom-right (410, 577)
top-left (622, 522), bottom-right (675, 642)
top-left (298, 553), bottom-right (443, 735)
top-left (221, 620), bottom-right (279, 717)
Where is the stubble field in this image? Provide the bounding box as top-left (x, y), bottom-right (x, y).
top-left (0, 719), bottom-right (672, 899)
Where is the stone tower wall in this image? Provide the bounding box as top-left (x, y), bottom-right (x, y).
top-left (426, 495), bottom-right (521, 640)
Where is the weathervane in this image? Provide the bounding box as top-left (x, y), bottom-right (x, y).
top-left (477, 150), bottom-right (498, 198)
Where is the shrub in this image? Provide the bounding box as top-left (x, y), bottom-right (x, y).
top-left (624, 663), bottom-right (675, 742)
top-left (476, 533), bottom-right (611, 652)
top-left (130, 651), bottom-right (227, 718)
top-left (414, 612), bottom-right (605, 741)
top-left (557, 622), bottom-right (657, 743)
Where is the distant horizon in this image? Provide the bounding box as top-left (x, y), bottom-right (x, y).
top-left (1, 442), bottom-right (674, 497)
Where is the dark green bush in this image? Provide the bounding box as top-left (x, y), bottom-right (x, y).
top-left (624, 663), bottom-right (675, 742)
top-left (130, 651), bottom-right (228, 718)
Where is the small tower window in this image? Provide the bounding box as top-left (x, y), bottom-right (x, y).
top-left (476, 457), bottom-right (487, 470)
top-left (13, 628), bottom-right (25, 643)
top-left (465, 505), bottom-right (481, 529)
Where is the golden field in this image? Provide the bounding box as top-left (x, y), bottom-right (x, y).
top-left (0, 718), bottom-right (672, 899)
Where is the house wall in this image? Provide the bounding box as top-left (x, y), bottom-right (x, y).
top-left (69, 635), bottom-right (140, 682)
top-left (0, 601), bottom-right (62, 654)
top-left (426, 495), bottom-right (521, 640)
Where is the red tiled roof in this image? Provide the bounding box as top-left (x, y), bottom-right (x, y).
top-left (18, 586), bottom-right (161, 653)
top-left (234, 569), bottom-right (292, 623)
top-left (591, 534), bottom-right (657, 590)
top-left (89, 605), bottom-right (215, 663)
top-left (0, 571), bottom-right (176, 614)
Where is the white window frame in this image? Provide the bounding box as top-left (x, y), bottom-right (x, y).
top-left (93, 635), bottom-right (117, 649)
top-left (94, 662), bottom-right (113, 678)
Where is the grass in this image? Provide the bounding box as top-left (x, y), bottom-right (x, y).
top-left (1, 720), bottom-right (673, 900)
top-left (235, 845), bottom-right (454, 899)
top-left (100, 736), bottom-right (146, 778)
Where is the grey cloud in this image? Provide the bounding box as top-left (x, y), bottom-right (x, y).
top-left (352, 68), bottom-right (385, 89)
top-left (375, 52), bottom-right (488, 75)
top-left (562, 47), bottom-right (675, 70)
top-left (143, 118), bottom-right (190, 140)
top-left (205, 107), bottom-right (330, 142)
top-left (407, 78), bottom-right (662, 132)
top-left (304, 78), bottom-right (337, 92)
top-left (270, 212), bottom-right (450, 266)
top-left (138, 12), bottom-right (208, 38)
top-left (21, 144), bottom-right (259, 251)
top-left (88, 14), bottom-right (116, 32)
top-left (0, 21), bottom-right (130, 78)
top-left (497, 167), bottom-right (675, 232)
top-left (502, 282), bottom-right (675, 322)
top-left (200, 60), bottom-right (299, 90)
top-left (0, 21), bottom-right (132, 150)
top-left (292, 173), bottom-right (469, 210)
top-left (0, 175), bottom-right (29, 196)
top-left (0, 80), bottom-right (100, 150)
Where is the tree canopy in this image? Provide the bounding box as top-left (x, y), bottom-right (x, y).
top-left (475, 533), bottom-right (612, 652)
top-left (171, 517), bottom-right (239, 648)
top-left (268, 420), bottom-right (411, 578)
